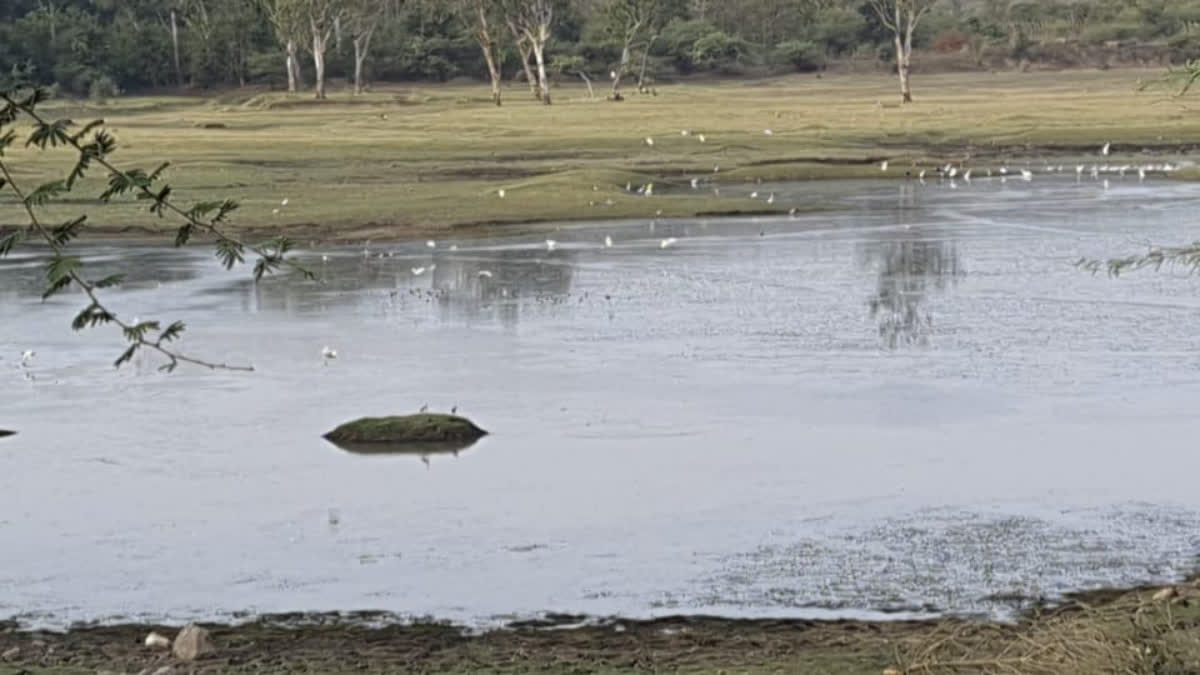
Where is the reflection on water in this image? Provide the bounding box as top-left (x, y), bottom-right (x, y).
top-left (325, 438), bottom-right (482, 459)
top-left (862, 235), bottom-right (964, 349)
top-left (234, 247), bottom-right (576, 328)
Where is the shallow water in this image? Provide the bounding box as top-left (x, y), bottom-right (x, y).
top-left (3, 177), bottom-right (1200, 629)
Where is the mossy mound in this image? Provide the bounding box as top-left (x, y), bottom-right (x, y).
top-left (323, 414), bottom-right (487, 445)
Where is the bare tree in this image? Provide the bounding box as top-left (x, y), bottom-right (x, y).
top-left (263, 0), bottom-right (306, 92)
top-left (304, 0), bottom-right (343, 99)
top-left (603, 0), bottom-right (659, 100)
top-left (502, 0), bottom-right (554, 105)
top-left (346, 0), bottom-right (389, 94)
top-left (454, 0), bottom-right (507, 105)
top-left (869, 0), bottom-right (935, 103)
top-left (507, 19), bottom-right (541, 100)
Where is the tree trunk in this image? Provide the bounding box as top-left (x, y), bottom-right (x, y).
top-left (286, 39), bottom-right (300, 93)
top-left (482, 43), bottom-right (502, 106)
top-left (170, 9), bottom-right (183, 88)
top-left (313, 33), bottom-right (327, 99)
top-left (637, 36), bottom-right (656, 90)
top-left (353, 31), bottom-right (373, 95)
top-left (894, 36), bottom-right (912, 103)
top-left (353, 40), bottom-right (366, 94)
top-left (532, 40), bottom-right (551, 105)
top-left (515, 39), bottom-right (540, 100)
top-left (611, 43), bottom-right (630, 98)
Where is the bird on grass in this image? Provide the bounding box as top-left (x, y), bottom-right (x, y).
top-left (498, 189), bottom-right (506, 199)
top-left (880, 160), bottom-right (889, 172)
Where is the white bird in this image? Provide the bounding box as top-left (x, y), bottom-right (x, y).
top-left (690, 177), bottom-right (699, 189)
top-left (660, 237), bottom-right (677, 248)
top-left (604, 235), bottom-right (613, 248)
top-left (1076, 165), bottom-right (1084, 176)
top-left (948, 167), bottom-right (958, 178)
top-left (645, 137), bottom-right (654, 146)
top-left (999, 167), bottom-right (1008, 175)
top-left (681, 129), bottom-right (691, 136)
top-left (713, 165), bottom-right (720, 173)
top-left (963, 169), bottom-right (972, 182)
top-left (498, 189), bottom-right (506, 198)
top-left (698, 134), bottom-right (706, 143)
top-left (477, 270), bottom-right (494, 278)
top-left (880, 160), bottom-right (889, 172)
top-left (20, 350), bottom-right (35, 365)
top-left (449, 244), bottom-right (458, 251)
top-left (426, 240), bottom-right (436, 248)
top-left (545, 239), bottom-right (557, 251)
top-left (644, 183), bottom-right (654, 196)
top-left (411, 266), bottom-right (427, 276)
top-left (281, 198), bottom-right (290, 206)
top-left (763, 129), bottom-right (774, 136)
top-left (1101, 142), bottom-right (1111, 156)
top-left (750, 191), bottom-right (759, 199)
top-left (272, 208), bottom-right (280, 215)
top-left (321, 346), bottom-right (338, 361)
top-left (1138, 166), bottom-right (1146, 181)
top-left (788, 207), bottom-right (798, 216)
top-left (321, 255), bottom-right (329, 262)
top-left (1020, 169), bottom-right (1033, 181)
top-left (918, 169), bottom-right (926, 182)
top-left (766, 193), bottom-right (775, 204)
top-left (625, 182), bottom-right (632, 192)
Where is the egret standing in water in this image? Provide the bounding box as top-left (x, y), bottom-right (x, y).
top-left (545, 239), bottom-right (557, 252)
top-left (1101, 142), bottom-right (1111, 156)
top-left (604, 235), bottom-right (613, 248)
top-left (660, 237), bottom-right (677, 249)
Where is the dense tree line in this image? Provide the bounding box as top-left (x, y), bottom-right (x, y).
top-left (3, 0), bottom-right (1200, 101)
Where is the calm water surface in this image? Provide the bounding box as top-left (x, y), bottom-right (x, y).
top-left (2, 177), bottom-right (1200, 628)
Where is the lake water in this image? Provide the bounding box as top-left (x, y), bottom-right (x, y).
top-left (3, 177), bottom-right (1200, 629)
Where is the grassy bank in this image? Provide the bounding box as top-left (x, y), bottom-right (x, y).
top-left (1, 580), bottom-right (1199, 674)
top-left (2, 69), bottom-right (1198, 242)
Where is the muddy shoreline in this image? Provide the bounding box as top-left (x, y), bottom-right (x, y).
top-left (2, 579), bottom-right (1197, 674)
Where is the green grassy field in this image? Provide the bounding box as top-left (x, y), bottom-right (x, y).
top-left (2, 68), bottom-right (1198, 242)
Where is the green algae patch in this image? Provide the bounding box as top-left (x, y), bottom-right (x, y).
top-left (324, 414), bottom-right (487, 445)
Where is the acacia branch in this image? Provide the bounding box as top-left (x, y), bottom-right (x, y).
top-left (0, 159), bottom-right (253, 372)
top-left (1, 91), bottom-right (313, 281)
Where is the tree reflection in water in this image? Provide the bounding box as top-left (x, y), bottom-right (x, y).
top-left (861, 234), bottom-right (963, 349)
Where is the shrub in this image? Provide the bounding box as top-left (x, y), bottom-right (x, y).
top-left (89, 75), bottom-right (120, 102)
top-left (691, 31), bottom-right (751, 73)
top-left (773, 40), bottom-right (826, 72)
top-left (933, 29), bottom-right (970, 53)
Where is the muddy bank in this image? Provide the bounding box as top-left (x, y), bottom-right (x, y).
top-left (2, 580), bottom-right (1198, 674)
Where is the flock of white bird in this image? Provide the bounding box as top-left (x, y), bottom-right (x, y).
top-left (314, 138), bottom-right (1178, 366)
